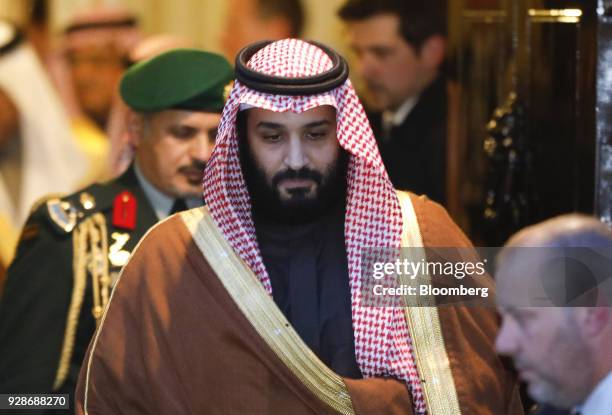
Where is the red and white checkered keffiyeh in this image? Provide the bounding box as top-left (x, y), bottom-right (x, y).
top-left (203, 39), bottom-right (426, 413)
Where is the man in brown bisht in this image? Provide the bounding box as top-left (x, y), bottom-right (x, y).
top-left (76, 39), bottom-right (522, 414)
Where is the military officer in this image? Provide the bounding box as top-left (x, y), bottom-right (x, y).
top-left (0, 49), bottom-right (233, 406)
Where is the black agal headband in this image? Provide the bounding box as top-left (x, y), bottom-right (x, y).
top-left (235, 40), bottom-right (349, 96)
top-left (0, 20), bottom-right (23, 56)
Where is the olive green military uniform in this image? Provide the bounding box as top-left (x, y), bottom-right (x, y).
top-left (0, 166), bottom-right (158, 397)
top-left (0, 48), bottom-right (233, 411)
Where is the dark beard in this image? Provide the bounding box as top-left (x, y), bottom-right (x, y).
top-left (239, 138), bottom-right (349, 225)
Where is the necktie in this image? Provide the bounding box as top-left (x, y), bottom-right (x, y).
top-left (169, 198), bottom-right (188, 215)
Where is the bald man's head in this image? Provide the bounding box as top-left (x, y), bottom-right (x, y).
top-left (495, 214), bottom-right (612, 410)
top-left (497, 214), bottom-right (612, 308)
top-left (504, 214), bottom-right (612, 249)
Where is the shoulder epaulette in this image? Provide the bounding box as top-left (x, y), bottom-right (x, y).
top-left (45, 191), bottom-right (99, 234)
top-left (46, 198), bottom-right (80, 233)
top-left (28, 193), bottom-right (65, 217)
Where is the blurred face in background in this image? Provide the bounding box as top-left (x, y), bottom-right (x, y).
top-left (221, 0), bottom-right (293, 60)
top-left (345, 13), bottom-right (443, 112)
top-left (0, 88), bottom-right (19, 150)
top-left (131, 109), bottom-right (220, 199)
top-left (67, 44), bottom-right (126, 127)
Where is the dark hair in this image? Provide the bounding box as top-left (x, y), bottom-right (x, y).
top-left (29, 0), bottom-right (49, 25)
top-left (235, 109), bottom-right (248, 142)
top-left (337, 0), bottom-right (446, 51)
top-left (257, 0), bottom-right (305, 38)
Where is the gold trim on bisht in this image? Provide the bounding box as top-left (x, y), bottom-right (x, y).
top-left (396, 191), bottom-right (462, 415)
top-left (180, 207), bottom-right (356, 415)
top-left (53, 213), bottom-right (111, 391)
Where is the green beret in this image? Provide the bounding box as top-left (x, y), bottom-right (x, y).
top-left (120, 48), bottom-right (233, 112)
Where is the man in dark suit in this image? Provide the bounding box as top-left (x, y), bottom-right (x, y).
top-left (496, 214), bottom-right (612, 415)
top-left (0, 49), bottom-right (232, 409)
top-left (338, 0), bottom-right (448, 204)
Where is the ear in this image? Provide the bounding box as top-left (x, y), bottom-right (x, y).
top-left (419, 35), bottom-right (446, 70)
top-left (126, 110), bottom-right (145, 149)
top-left (576, 307), bottom-right (610, 337)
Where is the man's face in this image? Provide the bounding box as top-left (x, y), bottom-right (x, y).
top-left (134, 109), bottom-right (220, 199)
top-left (240, 105), bottom-right (347, 223)
top-left (0, 88), bottom-right (18, 150)
top-left (495, 254), bottom-right (593, 409)
top-left (67, 44), bottom-right (126, 126)
top-left (345, 13), bottom-right (434, 112)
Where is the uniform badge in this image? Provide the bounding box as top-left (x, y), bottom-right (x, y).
top-left (108, 232), bottom-right (131, 267)
top-left (79, 192), bottom-right (96, 210)
top-left (112, 191), bottom-right (137, 230)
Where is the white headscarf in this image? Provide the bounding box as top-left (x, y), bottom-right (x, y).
top-left (0, 34), bottom-right (88, 233)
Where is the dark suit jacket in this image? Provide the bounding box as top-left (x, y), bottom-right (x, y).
top-left (368, 76), bottom-right (447, 205)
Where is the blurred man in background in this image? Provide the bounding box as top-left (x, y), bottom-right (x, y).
top-left (221, 0), bottom-right (304, 60)
top-left (0, 19), bottom-right (89, 284)
top-left (45, 6), bottom-right (142, 182)
top-left (338, 0), bottom-right (448, 205)
top-left (0, 49), bottom-right (232, 408)
top-left (496, 214), bottom-right (612, 415)
top-left (55, 5), bottom-right (141, 131)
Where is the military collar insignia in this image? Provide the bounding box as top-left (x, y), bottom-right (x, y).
top-left (112, 191), bottom-right (137, 230)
